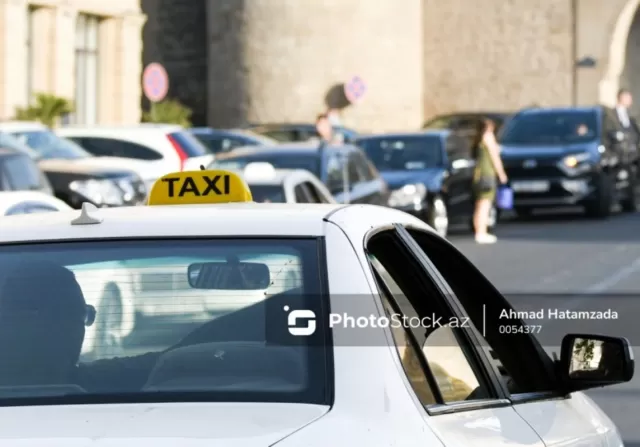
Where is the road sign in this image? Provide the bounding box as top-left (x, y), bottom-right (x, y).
top-left (344, 76), bottom-right (366, 103)
top-left (143, 63), bottom-right (169, 102)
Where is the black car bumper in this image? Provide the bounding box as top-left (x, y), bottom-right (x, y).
top-left (510, 173), bottom-right (599, 208)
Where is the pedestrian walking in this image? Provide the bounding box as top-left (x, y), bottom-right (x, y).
top-left (309, 113), bottom-right (341, 144)
top-left (614, 88), bottom-right (640, 146)
top-left (471, 119), bottom-right (508, 244)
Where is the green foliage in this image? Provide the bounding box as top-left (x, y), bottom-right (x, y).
top-left (14, 93), bottom-right (74, 128)
top-left (142, 99), bottom-right (192, 127)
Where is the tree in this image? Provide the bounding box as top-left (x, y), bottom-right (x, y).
top-left (142, 99), bottom-right (193, 127)
top-left (14, 93), bottom-right (74, 128)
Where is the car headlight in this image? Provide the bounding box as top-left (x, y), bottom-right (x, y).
top-left (115, 178), bottom-right (137, 202)
top-left (69, 179), bottom-right (124, 206)
top-left (388, 183), bottom-right (427, 207)
top-left (558, 152), bottom-right (592, 175)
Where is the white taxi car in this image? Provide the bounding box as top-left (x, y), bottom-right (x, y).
top-left (0, 168), bottom-right (631, 447)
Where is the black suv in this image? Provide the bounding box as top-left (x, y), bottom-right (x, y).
top-left (498, 106), bottom-right (639, 218)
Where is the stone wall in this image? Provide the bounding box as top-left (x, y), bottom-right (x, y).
top-left (207, 0), bottom-right (424, 132)
top-left (140, 0), bottom-right (208, 126)
top-left (422, 0), bottom-right (574, 121)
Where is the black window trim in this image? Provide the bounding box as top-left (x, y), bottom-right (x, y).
top-left (397, 224), bottom-right (571, 406)
top-left (363, 226), bottom-right (511, 415)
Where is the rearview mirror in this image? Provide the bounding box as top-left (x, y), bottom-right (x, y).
top-left (560, 334), bottom-right (634, 392)
top-left (188, 262), bottom-right (271, 290)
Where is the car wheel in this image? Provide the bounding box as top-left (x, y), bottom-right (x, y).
top-left (96, 283), bottom-right (126, 359)
top-left (584, 173), bottom-right (613, 219)
top-left (427, 196), bottom-right (449, 238)
top-left (620, 166), bottom-right (639, 212)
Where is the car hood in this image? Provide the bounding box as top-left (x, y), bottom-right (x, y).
top-left (37, 158), bottom-right (137, 178)
top-left (500, 142), bottom-right (598, 160)
top-left (0, 402), bottom-right (329, 446)
top-left (380, 168), bottom-right (445, 191)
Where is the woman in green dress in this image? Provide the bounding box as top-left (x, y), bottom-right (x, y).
top-left (471, 119), bottom-right (508, 244)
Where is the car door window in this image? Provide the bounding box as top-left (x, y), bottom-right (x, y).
top-left (80, 138), bottom-right (163, 161)
top-left (1, 154), bottom-right (45, 191)
top-left (294, 183), bottom-right (311, 203)
top-left (401, 226), bottom-right (558, 397)
top-left (325, 153), bottom-right (345, 195)
top-left (346, 153), bottom-right (363, 188)
top-left (304, 181), bottom-right (330, 203)
top-left (366, 229), bottom-right (497, 409)
top-left (353, 150), bottom-right (376, 181)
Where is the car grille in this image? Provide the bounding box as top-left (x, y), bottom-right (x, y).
top-left (503, 160), bottom-right (564, 178)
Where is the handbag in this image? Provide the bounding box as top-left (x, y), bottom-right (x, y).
top-left (496, 184), bottom-right (514, 210)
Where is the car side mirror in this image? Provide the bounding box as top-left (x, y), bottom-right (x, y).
top-left (559, 333), bottom-right (634, 392)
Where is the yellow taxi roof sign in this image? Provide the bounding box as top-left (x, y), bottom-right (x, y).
top-left (147, 169), bottom-right (253, 206)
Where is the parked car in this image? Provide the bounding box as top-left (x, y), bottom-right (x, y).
top-left (0, 122), bottom-right (147, 209)
top-left (245, 123), bottom-right (359, 144)
top-left (422, 111), bottom-right (514, 147)
top-left (189, 128), bottom-right (277, 154)
top-left (209, 142), bottom-right (389, 205)
top-left (0, 146), bottom-right (54, 195)
top-left (57, 124), bottom-right (215, 188)
top-left (0, 190), bottom-right (72, 215)
top-left (236, 162), bottom-right (335, 203)
top-left (356, 131), bottom-right (497, 237)
top-left (498, 106), bottom-right (640, 218)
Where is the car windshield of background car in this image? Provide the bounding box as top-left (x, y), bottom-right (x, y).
top-left (0, 238), bottom-right (327, 406)
top-left (499, 111), bottom-right (599, 145)
top-left (248, 185), bottom-right (286, 203)
top-left (359, 136), bottom-right (443, 171)
top-left (11, 131), bottom-right (91, 160)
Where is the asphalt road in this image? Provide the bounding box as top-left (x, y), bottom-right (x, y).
top-left (449, 207), bottom-right (640, 446)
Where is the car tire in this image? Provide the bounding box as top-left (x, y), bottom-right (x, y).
top-left (620, 165), bottom-right (639, 213)
top-left (95, 283), bottom-right (126, 359)
top-left (584, 173), bottom-right (614, 219)
top-left (427, 196), bottom-right (449, 238)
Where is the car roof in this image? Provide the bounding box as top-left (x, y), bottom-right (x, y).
top-left (0, 202), bottom-right (431, 244)
top-left (57, 124), bottom-right (184, 135)
top-left (356, 130), bottom-right (448, 140)
top-left (215, 142), bottom-right (356, 160)
top-left (0, 203), bottom-right (341, 242)
top-left (0, 121), bottom-right (48, 132)
top-left (516, 106), bottom-right (600, 115)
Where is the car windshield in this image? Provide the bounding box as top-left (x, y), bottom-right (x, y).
top-left (248, 185), bottom-right (286, 202)
top-left (499, 111), bottom-right (599, 145)
top-left (10, 130), bottom-right (91, 159)
top-left (0, 238), bottom-right (328, 406)
top-left (358, 136), bottom-right (443, 171)
top-left (212, 154), bottom-right (320, 176)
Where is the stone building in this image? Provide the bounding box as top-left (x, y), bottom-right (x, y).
top-left (142, 0), bottom-right (640, 132)
top-left (0, 0), bottom-right (145, 125)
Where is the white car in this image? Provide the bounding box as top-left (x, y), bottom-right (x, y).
top-left (0, 169), bottom-right (629, 447)
top-left (57, 124), bottom-right (215, 188)
top-left (238, 162), bottom-right (336, 203)
top-left (0, 191), bottom-right (71, 215)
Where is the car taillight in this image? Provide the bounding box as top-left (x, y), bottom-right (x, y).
top-left (167, 134), bottom-right (188, 170)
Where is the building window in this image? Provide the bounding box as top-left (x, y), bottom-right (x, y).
top-left (74, 14), bottom-right (100, 125)
top-left (26, 6), bottom-right (36, 105)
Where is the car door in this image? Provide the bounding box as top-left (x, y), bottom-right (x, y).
top-left (364, 227), bottom-right (547, 447)
top-left (396, 225), bottom-right (611, 447)
top-left (444, 134), bottom-right (475, 219)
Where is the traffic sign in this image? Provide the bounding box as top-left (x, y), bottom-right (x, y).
top-left (344, 76), bottom-right (366, 103)
top-left (143, 63), bottom-right (169, 103)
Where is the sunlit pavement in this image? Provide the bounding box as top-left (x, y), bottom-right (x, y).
top-left (449, 207), bottom-right (640, 445)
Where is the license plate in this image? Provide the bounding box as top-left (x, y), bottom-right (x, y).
top-left (512, 180), bottom-right (550, 192)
